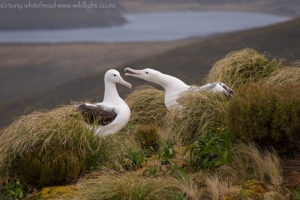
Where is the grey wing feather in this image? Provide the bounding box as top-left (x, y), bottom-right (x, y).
top-left (217, 82), bottom-right (234, 97)
top-left (193, 82), bottom-right (234, 97)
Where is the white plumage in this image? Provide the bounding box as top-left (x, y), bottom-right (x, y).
top-left (125, 68), bottom-right (233, 110)
top-left (74, 69), bottom-right (131, 136)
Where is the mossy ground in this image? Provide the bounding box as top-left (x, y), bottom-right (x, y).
top-left (0, 48), bottom-right (299, 200)
top-left (38, 186), bottom-right (77, 200)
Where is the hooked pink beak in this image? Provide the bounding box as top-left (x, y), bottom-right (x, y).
top-left (118, 76), bottom-right (132, 89)
top-left (124, 67), bottom-right (143, 78)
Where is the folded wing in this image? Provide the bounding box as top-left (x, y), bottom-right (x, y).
top-left (75, 103), bottom-right (117, 125)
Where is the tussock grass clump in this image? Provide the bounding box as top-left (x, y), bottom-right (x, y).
top-left (265, 66), bottom-right (300, 86)
top-left (162, 92), bottom-right (227, 145)
top-left (225, 83), bottom-right (300, 155)
top-left (0, 106), bottom-right (116, 187)
top-left (206, 48), bottom-right (279, 89)
top-left (73, 171), bottom-right (179, 200)
top-left (125, 86), bottom-right (167, 126)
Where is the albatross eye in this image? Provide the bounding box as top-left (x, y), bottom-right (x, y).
top-left (145, 72), bottom-right (149, 74)
top-left (113, 74), bottom-right (117, 77)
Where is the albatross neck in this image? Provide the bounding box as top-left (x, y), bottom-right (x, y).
top-left (157, 73), bottom-right (190, 92)
top-left (103, 81), bottom-right (122, 104)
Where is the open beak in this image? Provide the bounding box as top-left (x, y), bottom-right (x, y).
top-left (119, 76), bottom-right (132, 89)
top-left (124, 67), bottom-right (142, 78)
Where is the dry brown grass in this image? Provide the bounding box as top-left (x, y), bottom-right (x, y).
top-left (72, 171), bottom-right (179, 200)
top-left (206, 48), bottom-right (279, 89)
top-left (205, 175), bottom-right (236, 200)
top-left (218, 143), bottom-right (283, 188)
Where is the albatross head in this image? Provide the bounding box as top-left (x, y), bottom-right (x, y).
top-left (124, 67), bottom-right (189, 90)
top-left (124, 67), bottom-right (163, 84)
top-left (105, 69), bottom-right (132, 88)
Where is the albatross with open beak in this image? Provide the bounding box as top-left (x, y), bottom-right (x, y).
top-left (75, 69), bottom-right (132, 136)
top-left (125, 67), bottom-right (233, 110)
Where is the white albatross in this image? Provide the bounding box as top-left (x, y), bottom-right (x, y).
top-left (74, 69), bottom-right (132, 136)
top-left (124, 67), bottom-right (233, 110)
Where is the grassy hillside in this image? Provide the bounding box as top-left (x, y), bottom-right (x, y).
top-left (0, 49), bottom-right (299, 199)
top-left (0, 18), bottom-right (299, 128)
top-left (0, 40), bottom-right (193, 104)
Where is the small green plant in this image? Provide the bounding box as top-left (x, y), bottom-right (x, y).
top-left (294, 189), bottom-right (300, 200)
top-left (121, 149), bottom-right (148, 170)
top-left (173, 191), bottom-right (188, 200)
top-left (184, 128), bottom-right (233, 170)
top-left (143, 166), bottom-right (161, 177)
top-left (0, 174), bottom-right (31, 200)
top-left (159, 142), bottom-right (176, 165)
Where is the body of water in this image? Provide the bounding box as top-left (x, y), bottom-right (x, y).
top-left (0, 11), bottom-right (290, 43)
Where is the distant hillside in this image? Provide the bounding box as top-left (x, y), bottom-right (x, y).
top-left (0, 40), bottom-right (193, 104)
top-left (0, 18), bottom-right (299, 128)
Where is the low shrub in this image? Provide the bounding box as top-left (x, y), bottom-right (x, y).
top-left (134, 125), bottom-right (160, 152)
top-left (225, 83), bottom-right (300, 155)
top-left (125, 86), bottom-right (168, 127)
top-left (162, 91), bottom-right (227, 145)
top-left (184, 128), bottom-right (234, 170)
top-left (73, 171), bottom-right (179, 200)
top-left (206, 48), bottom-right (279, 89)
top-left (0, 106), bottom-right (116, 187)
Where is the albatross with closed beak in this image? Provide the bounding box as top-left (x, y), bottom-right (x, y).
top-left (74, 69), bottom-right (132, 136)
top-left (125, 67), bottom-right (233, 110)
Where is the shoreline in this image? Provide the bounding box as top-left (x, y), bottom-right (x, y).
top-left (0, 11), bottom-right (290, 43)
